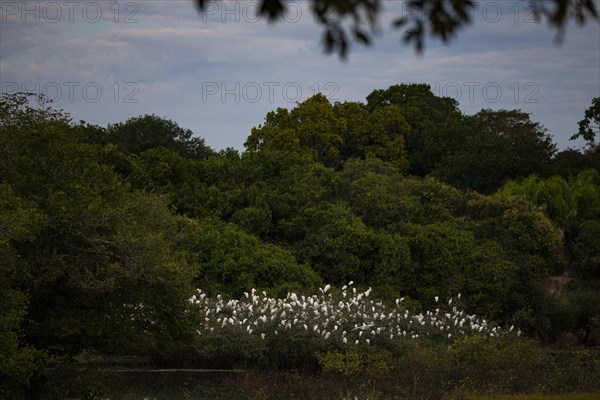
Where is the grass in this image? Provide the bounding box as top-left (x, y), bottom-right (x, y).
top-left (468, 393), bottom-right (600, 400)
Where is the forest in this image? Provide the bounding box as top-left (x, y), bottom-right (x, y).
top-left (1, 86), bottom-right (599, 399)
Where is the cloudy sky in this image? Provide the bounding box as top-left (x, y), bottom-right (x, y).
top-left (1, 0), bottom-right (599, 151)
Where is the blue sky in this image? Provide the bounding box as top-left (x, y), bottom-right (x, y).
top-left (1, 0), bottom-right (599, 151)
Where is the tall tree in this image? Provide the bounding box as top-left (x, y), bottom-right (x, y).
top-left (571, 97), bottom-right (600, 146)
top-left (432, 109), bottom-right (556, 193)
top-left (245, 94), bottom-right (345, 167)
top-left (550, 147), bottom-right (600, 178)
top-left (0, 93), bottom-right (198, 365)
top-left (0, 184), bottom-right (46, 398)
top-left (106, 114), bottom-right (214, 160)
top-left (246, 94), bottom-right (410, 170)
top-left (366, 83), bottom-right (466, 176)
top-left (500, 170), bottom-right (600, 275)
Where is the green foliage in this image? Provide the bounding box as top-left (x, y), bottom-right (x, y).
top-left (106, 114), bottom-right (214, 159)
top-left (0, 92), bottom-right (71, 129)
top-left (549, 286), bottom-right (600, 346)
top-left (178, 219), bottom-right (321, 298)
top-left (245, 94), bottom-right (410, 171)
top-left (499, 171), bottom-right (600, 342)
top-left (433, 109), bottom-right (556, 193)
top-left (341, 103), bottom-right (411, 171)
top-left (404, 222), bottom-right (519, 318)
top-left (466, 194), bottom-right (564, 271)
top-left (448, 335), bottom-right (550, 394)
top-left (194, 326), bottom-right (268, 369)
top-left (0, 93), bottom-right (200, 396)
top-left (291, 202), bottom-right (410, 288)
top-left (571, 97), bottom-right (600, 145)
top-left (501, 170), bottom-right (600, 231)
top-left (549, 147), bottom-right (600, 178)
top-left (222, 336), bottom-right (599, 399)
top-left (366, 83), bottom-right (465, 176)
top-left (245, 94), bottom-right (344, 167)
top-left (316, 351), bottom-right (363, 378)
top-left (3, 88), bottom-right (598, 397)
top-left (573, 220), bottom-right (600, 278)
top-left (500, 170), bottom-right (600, 278)
top-left (0, 124), bottom-right (50, 398)
top-left (0, 288), bottom-right (46, 400)
top-left (363, 87), bottom-right (556, 193)
top-left (315, 350), bottom-right (384, 399)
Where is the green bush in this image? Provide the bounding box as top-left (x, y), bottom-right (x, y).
top-left (447, 335), bottom-right (551, 395)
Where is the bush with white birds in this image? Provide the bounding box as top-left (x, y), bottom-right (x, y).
top-left (189, 282), bottom-right (520, 346)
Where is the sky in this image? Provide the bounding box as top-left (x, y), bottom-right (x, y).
top-left (1, 0), bottom-right (599, 152)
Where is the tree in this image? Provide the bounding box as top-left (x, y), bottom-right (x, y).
top-left (500, 170), bottom-right (600, 275)
top-left (366, 83), bottom-right (466, 176)
top-left (245, 94), bottom-right (345, 167)
top-left (290, 201), bottom-right (411, 289)
top-left (0, 184), bottom-right (46, 398)
top-left (500, 170), bottom-right (600, 342)
top-left (0, 92), bottom-right (71, 129)
top-left (246, 94), bottom-right (410, 170)
top-left (177, 219), bottom-right (322, 298)
top-left (0, 93), bottom-right (199, 368)
top-left (549, 147), bottom-right (600, 177)
top-left (106, 114), bottom-right (214, 160)
top-left (341, 104), bottom-right (411, 171)
top-left (461, 193), bottom-right (564, 334)
top-left (571, 97), bottom-right (600, 145)
top-left (432, 109), bottom-right (556, 193)
top-left (194, 0), bottom-right (599, 57)
top-left (573, 219), bottom-right (600, 278)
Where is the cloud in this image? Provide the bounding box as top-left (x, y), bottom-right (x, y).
top-left (1, 0), bottom-right (598, 150)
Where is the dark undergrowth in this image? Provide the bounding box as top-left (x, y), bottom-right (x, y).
top-left (29, 338), bottom-right (600, 400)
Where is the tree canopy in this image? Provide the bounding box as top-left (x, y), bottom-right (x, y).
top-left (2, 88), bottom-right (599, 397)
top-left (571, 97), bottom-right (600, 146)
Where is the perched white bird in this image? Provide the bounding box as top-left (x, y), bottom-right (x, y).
top-left (352, 323), bottom-right (375, 331)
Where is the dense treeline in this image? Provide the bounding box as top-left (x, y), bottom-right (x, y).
top-left (1, 87), bottom-right (599, 398)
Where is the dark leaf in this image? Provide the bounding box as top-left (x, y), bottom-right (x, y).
top-left (260, 0), bottom-right (286, 22)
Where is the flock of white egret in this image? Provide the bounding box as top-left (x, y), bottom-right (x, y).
top-left (189, 282), bottom-right (520, 345)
